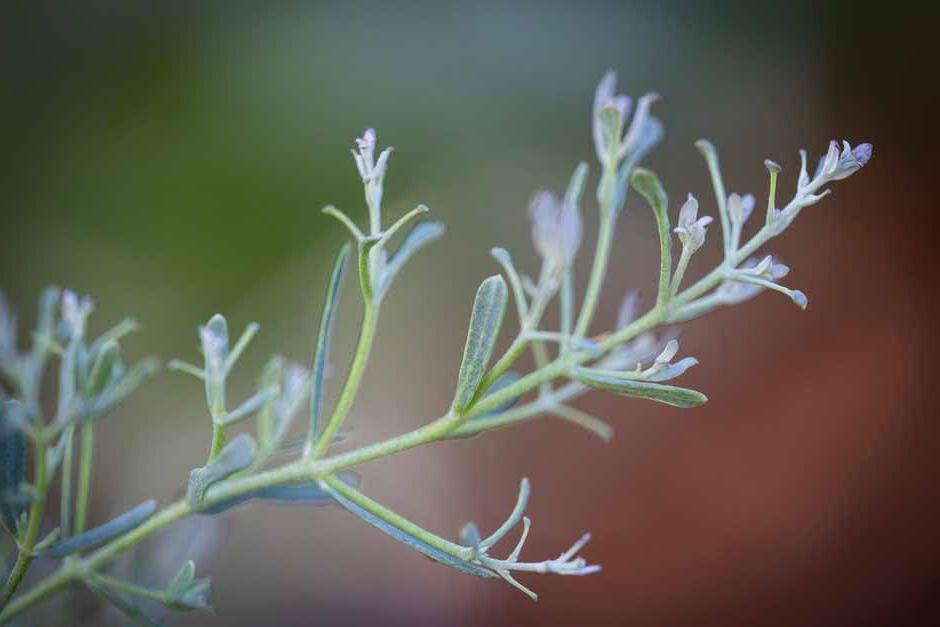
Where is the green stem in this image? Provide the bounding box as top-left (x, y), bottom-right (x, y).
top-left (60, 431), bottom-right (73, 538)
top-left (0, 443), bottom-right (47, 610)
top-left (670, 246), bottom-right (693, 298)
top-left (75, 425), bottom-right (94, 535)
top-left (87, 572), bottom-right (167, 604)
top-left (208, 423), bottom-right (226, 460)
top-left (310, 302), bottom-right (379, 459)
top-left (573, 211), bottom-right (614, 339)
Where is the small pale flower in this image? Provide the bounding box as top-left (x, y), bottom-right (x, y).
top-left (351, 128), bottom-right (393, 184)
top-left (727, 193), bottom-right (755, 225)
top-left (591, 71), bottom-right (659, 168)
top-left (614, 291), bottom-right (680, 370)
top-left (738, 255), bottom-right (789, 281)
top-left (815, 140), bottom-right (872, 181)
top-left (673, 193), bottom-right (713, 252)
top-left (639, 339), bottom-right (699, 382)
top-left (61, 290), bottom-right (94, 340)
top-left (529, 190), bottom-right (582, 273)
top-left (798, 149), bottom-right (811, 190)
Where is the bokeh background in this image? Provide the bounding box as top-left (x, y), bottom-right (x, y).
top-left (1, 1), bottom-right (936, 625)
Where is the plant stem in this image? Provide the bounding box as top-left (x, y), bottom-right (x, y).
top-left (88, 572), bottom-right (167, 604)
top-left (75, 425), bottom-right (94, 534)
top-left (0, 443), bottom-right (48, 610)
top-left (573, 211), bottom-right (614, 340)
top-left (670, 246), bottom-right (693, 298)
top-left (60, 431), bottom-right (73, 538)
top-left (310, 302), bottom-right (379, 459)
top-left (208, 423), bottom-right (226, 460)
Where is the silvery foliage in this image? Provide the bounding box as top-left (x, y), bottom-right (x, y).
top-left (0, 70), bottom-right (871, 622)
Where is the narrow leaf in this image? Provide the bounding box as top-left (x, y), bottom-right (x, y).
top-left (165, 561), bottom-right (212, 611)
top-left (83, 358), bottom-right (160, 419)
top-left (1, 406), bottom-right (26, 532)
top-left (217, 386), bottom-right (279, 427)
top-left (256, 356), bottom-right (284, 449)
top-left (86, 340), bottom-right (120, 396)
top-left (475, 372), bottom-right (522, 418)
top-left (42, 500), bottom-right (157, 558)
top-left (376, 221), bottom-right (445, 299)
top-left (451, 275), bottom-right (508, 413)
top-left (202, 472), bottom-right (359, 515)
top-left (479, 478), bottom-right (530, 551)
top-left (550, 405), bottom-right (614, 442)
top-left (85, 576), bottom-right (166, 627)
top-left (572, 368), bottom-right (707, 408)
top-left (322, 481), bottom-right (497, 579)
top-left (647, 357), bottom-right (699, 382)
top-left (307, 243), bottom-right (350, 451)
top-left (187, 434), bottom-right (256, 508)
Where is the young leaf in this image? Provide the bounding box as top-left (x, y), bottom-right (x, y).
top-left (200, 314), bottom-right (229, 418)
top-left (84, 576), bottom-right (166, 627)
top-left (451, 275), bottom-right (508, 413)
top-left (83, 358), bottom-right (160, 420)
top-left (572, 368), bottom-right (707, 408)
top-left (375, 221), bottom-right (445, 300)
top-left (307, 243), bottom-right (350, 452)
top-left (322, 480), bottom-right (497, 579)
top-left (86, 339), bottom-right (120, 396)
top-left (187, 434), bottom-right (256, 508)
top-left (460, 522), bottom-right (481, 550)
top-left (476, 372), bottom-right (522, 418)
top-left (42, 500), bottom-right (157, 558)
top-left (256, 356), bottom-right (284, 449)
top-left (217, 386), bottom-right (279, 427)
top-left (1, 406), bottom-right (26, 533)
top-left (165, 560), bottom-right (212, 611)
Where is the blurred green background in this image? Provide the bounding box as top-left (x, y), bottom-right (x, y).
top-left (1, 1), bottom-right (935, 626)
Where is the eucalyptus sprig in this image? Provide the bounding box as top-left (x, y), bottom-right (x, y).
top-left (0, 70), bottom-right (871, 623)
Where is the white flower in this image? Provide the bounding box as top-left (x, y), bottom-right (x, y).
top-left (815, 140), bottom-right (872, 182)
top-left (728, 193), bottom-right (755, 226)
top-left (529, 190), bottom-right (582, 273)
top-left (61, 290), bottom-right (94, 340)
top-left (673, 194), bottom-right (713, 252)
top-left (351, 128), bottom-right (393, 183)
top-left (591, 71), bottom-right (659, 168)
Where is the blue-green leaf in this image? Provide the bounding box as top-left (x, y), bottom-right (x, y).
top-left (187, 434), bottom-right (256, 508)
top-left (83, 358), bottom-right (160, 420)
top-left (86, 340), bottom-right (120, 397)
top-left (200, 473), bottom-right (357, 515)
top-left (308, 244), bottom-right (350, 449)
top-left (376, 221), bottom-right (445, 300)
top-left (1, 404), bottom-right (26, 533)
top-left (323, 482), bottom-right (497, 579)
top-left (84, 575), bottom-right (166, 627)
top-left (451, 276), bottom-right (508, 413)
top-left (572, 368), bottom-right (707, 408)
top-left (42, 500), bottom-right (157, 558)
top-left (217, 386), bottom-right (279, 427)
top-left (165, 561), bottom-right (212, 611)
